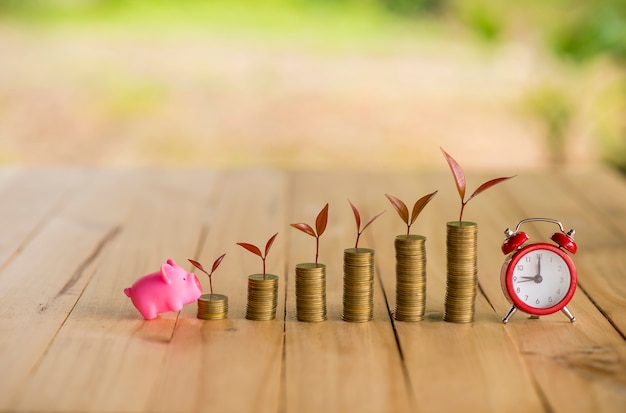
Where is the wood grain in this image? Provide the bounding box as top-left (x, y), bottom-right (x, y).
top-left (0, 167), bottom-right (624, 413)
top-left (284, 171), bottom-right (413, 413)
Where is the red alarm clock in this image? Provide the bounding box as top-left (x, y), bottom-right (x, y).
top-left (500, 218), bottom-right (578, 324)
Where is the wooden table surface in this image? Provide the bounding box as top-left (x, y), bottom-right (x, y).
top-left (0, 167), bottom-right (625, 413)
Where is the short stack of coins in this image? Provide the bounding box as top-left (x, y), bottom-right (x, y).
top-left (197, 293), bottom-right (228, 320)
top-left (394, 235), bottom-right (427, 322)
top-left (295, 263), bottom-right (327, 322)
top-left (443, 222), bottom-right (478, 323)
top-left (343, 248), bottom-right (375, 322)
top-left (246, 274), bottom-right (279, 321)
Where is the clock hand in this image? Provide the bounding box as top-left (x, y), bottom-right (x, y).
top-left (517, 274), bottom-right (544, 283)
top-left (537, 255), bottom-right (542, 276)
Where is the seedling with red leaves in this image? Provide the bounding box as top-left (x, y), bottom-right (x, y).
top-left (385, 191), bottom-right (438, 236)
top-left (188, 254), bottom-right (226, 295)
top-left (441, 148), bottom-right (515, 224)
top-left (237, 233), bottom-right (279, 280)
top-left (291, 203), bottom-right (329, 265)
top-left (349, 200), bottom-right (385, 249)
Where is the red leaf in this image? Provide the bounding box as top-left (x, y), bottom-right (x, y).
top-left (237, 242), bottom-right (263, 258)
top-left (291, 223), bottom-right (316, 237)
top-left (315, 203), bottom-right (329, 237)
top-left (361, 210), bottom-right (385, 233)
top-left (467, 176), bottom-right (515, 203)
top-left (410, 190), bottom-right (438, 225)
top-left (188, 258), bottom-right (210, 276)
top-left (211, 253), bottom-right (227, 274)
top-left (265, 232), bottom-right (279, 257)
top-left (188, 259), bottom-right (205, 272)
top-left (385, 194), bottom-right (409, 225)
top-left (441, 148), bottom-right (466, 201)
top-left (348, 199), bottom-right (361, 231)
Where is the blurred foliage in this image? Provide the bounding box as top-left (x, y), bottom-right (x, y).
top-left (448, 0), bottom-right (502, 42)
top-left (1, 0), bottom-right (626, 170)
top-left (101, 78), bottom-right (168, 119)
top-left (521, 85), bottom-right (574, 166)
top-left (381, 0), bottom-right (446, 15)
top-left (550, 0), bottom-right (626, 63)
top-left (2, 1), bottom-right (623, 62)
top-left (593, 76), bottom-right (626, 173)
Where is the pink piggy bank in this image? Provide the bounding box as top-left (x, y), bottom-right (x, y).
top-left (124, 259), bottom-right (202, 320)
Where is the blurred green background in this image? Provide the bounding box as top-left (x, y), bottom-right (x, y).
top-left (0, 0), bottom-right (625, 171)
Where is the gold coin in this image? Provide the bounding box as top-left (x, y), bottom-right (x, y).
top-left (246, 274), bottom-right (279, 321)
top-left (443, 222), bottom-right (478, 323)
top-left (393, 235), bottom-right (427, 322)
top-left (197, 294), bottom-right (229, 320)
top-left (295, 263), bottom-right (327, 322)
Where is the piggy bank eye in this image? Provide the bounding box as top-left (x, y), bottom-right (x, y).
top-left (183, 277), bottom-right (187, 281)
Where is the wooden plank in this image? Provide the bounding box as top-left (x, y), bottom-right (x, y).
top-left (473, 171), bottom-right (626, 413)
top-left (9, 170), bottom-right (217, 413)
top-left (560, 168), bottom-right (626, 335)
top-left (283, 171), bottom-right (413, 413)
top-left (0, 167), bottom-right (624, 413)
top-left (0, 170), bottom-right (136, 411)
top-left (560, 167), bottom-right (626, 241)
top-left (358, 171), bottom-right (546, 413)
top-left (0, 167), bottom-right (88, 267)
top-left (146, 169), bottom-right (288, 413)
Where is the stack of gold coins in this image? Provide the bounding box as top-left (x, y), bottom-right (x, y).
top-left (394, 235), bottom-right (427, 322)
top-left (295, 263), bottom-right (327, 322)
top-left (343, 248), bottom-right (374, 322)
top-left (197, 294), bottom-right (228, 320)
top-left (443, 222), bottom-right (478, 323)
top-left (246, 274), bottom-right (279, 321)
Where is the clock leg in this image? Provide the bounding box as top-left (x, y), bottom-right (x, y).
top-left (561, 306), bottom-right (576, 322)
top-left (502, 306), bottom-right (517, 324)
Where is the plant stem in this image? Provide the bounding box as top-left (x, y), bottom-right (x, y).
top-left (407, 225), bottom-right (410, 236)
top-left (355, 232), bottom-right (361, 249)
top-left (209, 275), bottom-right (213, 295)
top-left (459, 201), bottom-right (466, 224)
top-left (315, 237), bottom-right (319, 265)
top-left (262, 257), bottom-right (266, 279)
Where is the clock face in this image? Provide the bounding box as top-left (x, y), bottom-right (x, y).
top-left (504, 243), bottom-right (577, 315)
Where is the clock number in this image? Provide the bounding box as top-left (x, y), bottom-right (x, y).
top-left (557, 289), bottom-right (561, 295)
top-left (517, 264), bottom-right (524, 271)
top-left (525, 256), bottom-right (531, 263)
top-left (558, 265), bottom-right (562, 272)
top-left (516, 287), bottom-right (520, 294)
top-left (513, 276), bottom-right (517, 282)
top-left (548, 296), bottom-right (553, 303)
top-left (535, 299), bottom-right (540, 305)
top-left (524, 295), bottom-right (528, 301)
top-left (560, 277), bottom-right (564, 283)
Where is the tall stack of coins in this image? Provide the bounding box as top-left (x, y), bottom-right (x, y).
top-left (444, 222), bottom-right (478, 323)
top-left (197, 294), bottom-right (228, 320)
top-left (394, 235), bottom-right (427, 322)
top-left (295, 263), bottom-right (327, 322)
top-left (343, 248), bottom-right (375, 322)
top-left (246, 274), bottom-right (279, 321)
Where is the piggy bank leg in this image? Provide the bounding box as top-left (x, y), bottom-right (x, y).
top-left (169, 301), bottom-right (184, 312)
top-left (138, 305), bottom-right (158, 320)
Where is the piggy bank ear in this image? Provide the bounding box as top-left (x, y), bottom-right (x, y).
top-left (166, 258), bottom-right (176, 266)
top-left (160, 263), bottom-right (173, 284)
